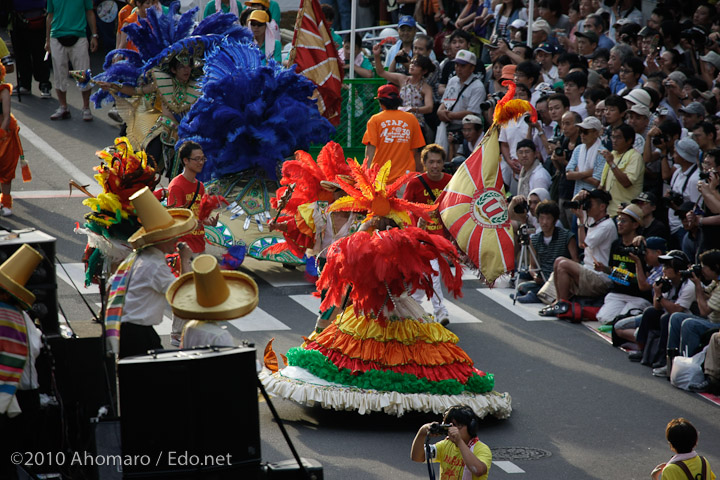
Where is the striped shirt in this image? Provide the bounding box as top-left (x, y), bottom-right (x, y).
top-left (531, 226), bottom-right (575, 279)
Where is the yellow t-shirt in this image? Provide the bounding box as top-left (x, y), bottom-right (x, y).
top-left (661, 455), bottom-right (716, 480)
top-left (432, 438), bottom-right (491, 480)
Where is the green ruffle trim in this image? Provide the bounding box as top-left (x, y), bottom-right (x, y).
top-left (286, 347), bottom-right (495, 395)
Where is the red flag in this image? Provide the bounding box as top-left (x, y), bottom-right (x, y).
top-left (289, 0), bottom-right (344, 126)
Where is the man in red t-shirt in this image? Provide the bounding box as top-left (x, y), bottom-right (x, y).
top-left (403, 144), bottom-right (452, 325)
top-left (167, 141), bottom-right (217, 254)
top-left (363, 84), bottom-right (425, 183)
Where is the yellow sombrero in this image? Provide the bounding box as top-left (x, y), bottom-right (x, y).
top-left (0, 244), bottom-right (43, 310)
top-left (166, 255), bottom-right (259, 320)
top-left (127, 187), bottom-right (197, 249)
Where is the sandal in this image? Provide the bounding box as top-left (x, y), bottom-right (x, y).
top-left (538, 301), bottom-right (570, 317)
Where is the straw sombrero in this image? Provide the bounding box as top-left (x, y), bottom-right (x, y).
top-left (0, 244), bottom-right (43, 310)
top-left (319, 174), bottom-right (354, 192)
top-left (166, 255), bottom-right (259, 320)
top-left (127, 186), bottom-right (197, 249)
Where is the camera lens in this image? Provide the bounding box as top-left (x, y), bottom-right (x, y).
top-left (555, 147), bottom-right (564, 156)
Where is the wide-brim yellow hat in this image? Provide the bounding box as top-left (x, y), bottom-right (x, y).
top-left (245, 0), bottom-right (269, 7)
top-left (127, 187), bottom-right (197, 249)
top-left (0, 244), bottom-right (43, 310)
top-left (166, 255), bottom-right (259, 320)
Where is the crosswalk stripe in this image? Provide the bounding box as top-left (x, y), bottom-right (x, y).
top-left (289, 293), bottom-right (481, 324)
top-left (476, 288), bottom-right (554, 321)
top-left (493, 461), bottom-right (525, 473)
top-left (227, 308), bottom-right (292, 331)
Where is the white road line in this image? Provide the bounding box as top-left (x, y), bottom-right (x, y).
top-left (476, 287), bottom-right (554, 321)
top-left (289, 294), bottom-right (321, 314)
top-left (493, 461), bottom-right (525, 473)
top-left (13, 190), bottom-right (96, 199)
top-left (227, 307), bottom-right (291, 331)
top-left (17, 119), bottom-right (102, 196)
top-left (56, 262), bottom-right (101, 295)
top-left (92, 302), bottom-right (174, 335)
top-left (289, 293), bottom-right (481, 324)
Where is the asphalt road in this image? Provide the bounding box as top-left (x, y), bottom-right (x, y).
top-left (5, 55), bottom-right (720, 480)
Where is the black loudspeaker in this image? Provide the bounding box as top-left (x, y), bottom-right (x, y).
top-left (262, 458), bottom-right (324, 480)
top-left (0, 230), bottom-right (58, 334)
top-left (118, 347), bottom-right (262, 479)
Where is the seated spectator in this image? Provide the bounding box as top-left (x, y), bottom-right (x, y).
top-left (599, 123), bottom-right (645, 216)
top-left (596, 204), bottom-right (652, 324)
top-left (344, 34), bottom-right (373, 78)
top-left (564, 71), bottom-right (588, 117)
top-left (575, 30), bottom-right (599, 60)
top-left (531, 18), bottom-right (558, 50)
top-left (556, 52), bottom-right (583, 80)
top-left (534, 43), bottom-right (559, 86)
top-left (643, 119), bottom-right (682, 200)
top-left (538, 0), bottom-right (571, 36)
top-left (617, 56), bottom-right (644, 97)
top-left (438, 30), bottom-right (473, 98)
top-left (435, 50), bottom-right (485, 152)
top-left (613, 236), bottom-right (667, 346)
top-left (600, 94), bottom-right (627, 151)
top-left (608, 44), bottom-right (634, 95)
top-left (689, 149), bottom-right (720, 255)
top-left (627, 104), bottom-right (651, 153)
top-left (687, 331), bottom-right (720, 393)
top-left (663, 137), bottom-right (701, 249)
top-left (486, 54), bottom-right (513, 96)
top-left (584, 87), bottom-right (609, 118)
top-left (547, 93), bottom-right (570, 138)
top-left (583, 13), bottom-right (615, 51)
top-left (514, 60), bottom-right (543, 105)
top-left (538, 188), bottom-right (618, 314)
top-left (676, 201), bottom-right (701, 262)
top-left (566, 116), bottom-right (605, 196)
top-left (516, 139), bottom-right (551, 197)
top-left (513, 199), bottom-right (578, 303)
top-left (385, 15), bottom-right (416, 71)
top-left (678, 102), bottom-right (706, 132)
top-left (449, 114), bottom-right (484, 169)
top-left (630, 192), bottom-right (670, 240)
top-left (665, 250), bottom-right (720, 378)
top-left (629, 250), bottom-right (695, 368)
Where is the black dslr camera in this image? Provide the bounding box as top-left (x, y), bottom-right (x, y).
top-left (655, 277), bottom-right (673, 293)
top-left (513, 199), bottom-right (529, 214)
top-left (566, 198), bottom-right (592, 210)
top-left (652, 134), bottom-right (667, 146)
top-left (680, 264), bottom-right (703, 281)
top-left (480, 92), bottom-right (503, 111)
top-left (429, 423), bottom-right (452, 435)
top-left (664, 191), bottom-right (684, 208)
top-left (617, 243), bottom-right (647, 257)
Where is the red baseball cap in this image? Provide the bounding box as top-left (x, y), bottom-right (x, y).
top-left (375, 84), bottom-right (400, 99)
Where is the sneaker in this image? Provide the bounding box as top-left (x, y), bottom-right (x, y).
top-left (517, 291), bottom-right (540, 304)
top-left (50, 106), bottom-right (71, 120)
top-left (439, 318), bottom-right (450, 327)
top-left (15, 86), bottom-right (31, 95)
top-left (40, 86), bottom-right (52, 98)
top-left (652, 365), bottom-right (668, 377)
top-left (107, 106), bottom-right (123, 123)
top-left (628, 351), bottom-right (643, 362)
top-left (0, 207), bottom-right (11, 217)
top-left (170, 335), bottom-right (181, 347)
top-left (688, 379), bottom-right (710, 392)
top-left (82, 108), bottom-right (93, 122)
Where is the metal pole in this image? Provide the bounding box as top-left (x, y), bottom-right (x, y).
top-left (527, 0), bottom-right (534, 48)
top-left (349, 0), bottom-right (357, 79)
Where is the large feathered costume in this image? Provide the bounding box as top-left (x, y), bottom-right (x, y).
top-left (177, 37), bottom-right (335, 182)
top-left (260, 161), bottom-right (512, 417)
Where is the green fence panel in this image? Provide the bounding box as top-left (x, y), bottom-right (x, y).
top-left (309, 77), bottom-right (386, 161)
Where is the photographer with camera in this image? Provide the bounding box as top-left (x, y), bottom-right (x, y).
top-left (537, 189), bottom-right (617, 316)
top-left (663, 137), bottom-right (701, 249)
top-left (644, 119), bottom-right (681, 202)
top-left (630, 250), bottom-right (696, 369)
top-left (688, 149), bottom-right (720, 256)
top-left (595, 204), bottom-right (654, 323)
top-left (664, 250), bottom-right (720, 376)
top-left (411, 405), bottom-right (491, 480)
top-left (448, 115), bottom-right (484, 171)
top-left (513, 199), bottom-right (579, 303)
top-left (551, 111), bottom-right (582, 227)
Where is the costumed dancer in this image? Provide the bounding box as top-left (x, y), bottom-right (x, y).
top-left (104, 187), bottom-right (195, 358)
top-left (0, 246), bottom-right (44, 479)
top-left (165, 254), bottom-right (258, 348)
top-left (0, 64), bottom-right (31, 217)
top-left (93, 2), bottom-right (251, 177)
top-left (269, 141), bottom-right (363, 333)
top-left (260, 160), bottom-right (512, 418)
top-left (75, 137), bottom-right (160, 287)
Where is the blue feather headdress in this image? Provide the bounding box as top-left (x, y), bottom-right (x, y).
top-left (91, 2), bottom-right (251, 108)
top-left (177, 38), bottom-right (335, 182)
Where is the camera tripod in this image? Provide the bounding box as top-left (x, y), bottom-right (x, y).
top-left (513, 224), bottom-right (545, 305)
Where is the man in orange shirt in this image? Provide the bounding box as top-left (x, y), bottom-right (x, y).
top-left (362, 84), bottom-right (425, 184)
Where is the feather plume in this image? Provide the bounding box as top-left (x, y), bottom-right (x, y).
top-left (492, 80), bottom-right (537, 126)
top-left (197, 194), bottom-right (228, 222)
top-left (177, 38), bottom-right (334, 182)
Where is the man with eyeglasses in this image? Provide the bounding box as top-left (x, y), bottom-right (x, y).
top-left (167, 141), bottom-right (218, 255)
